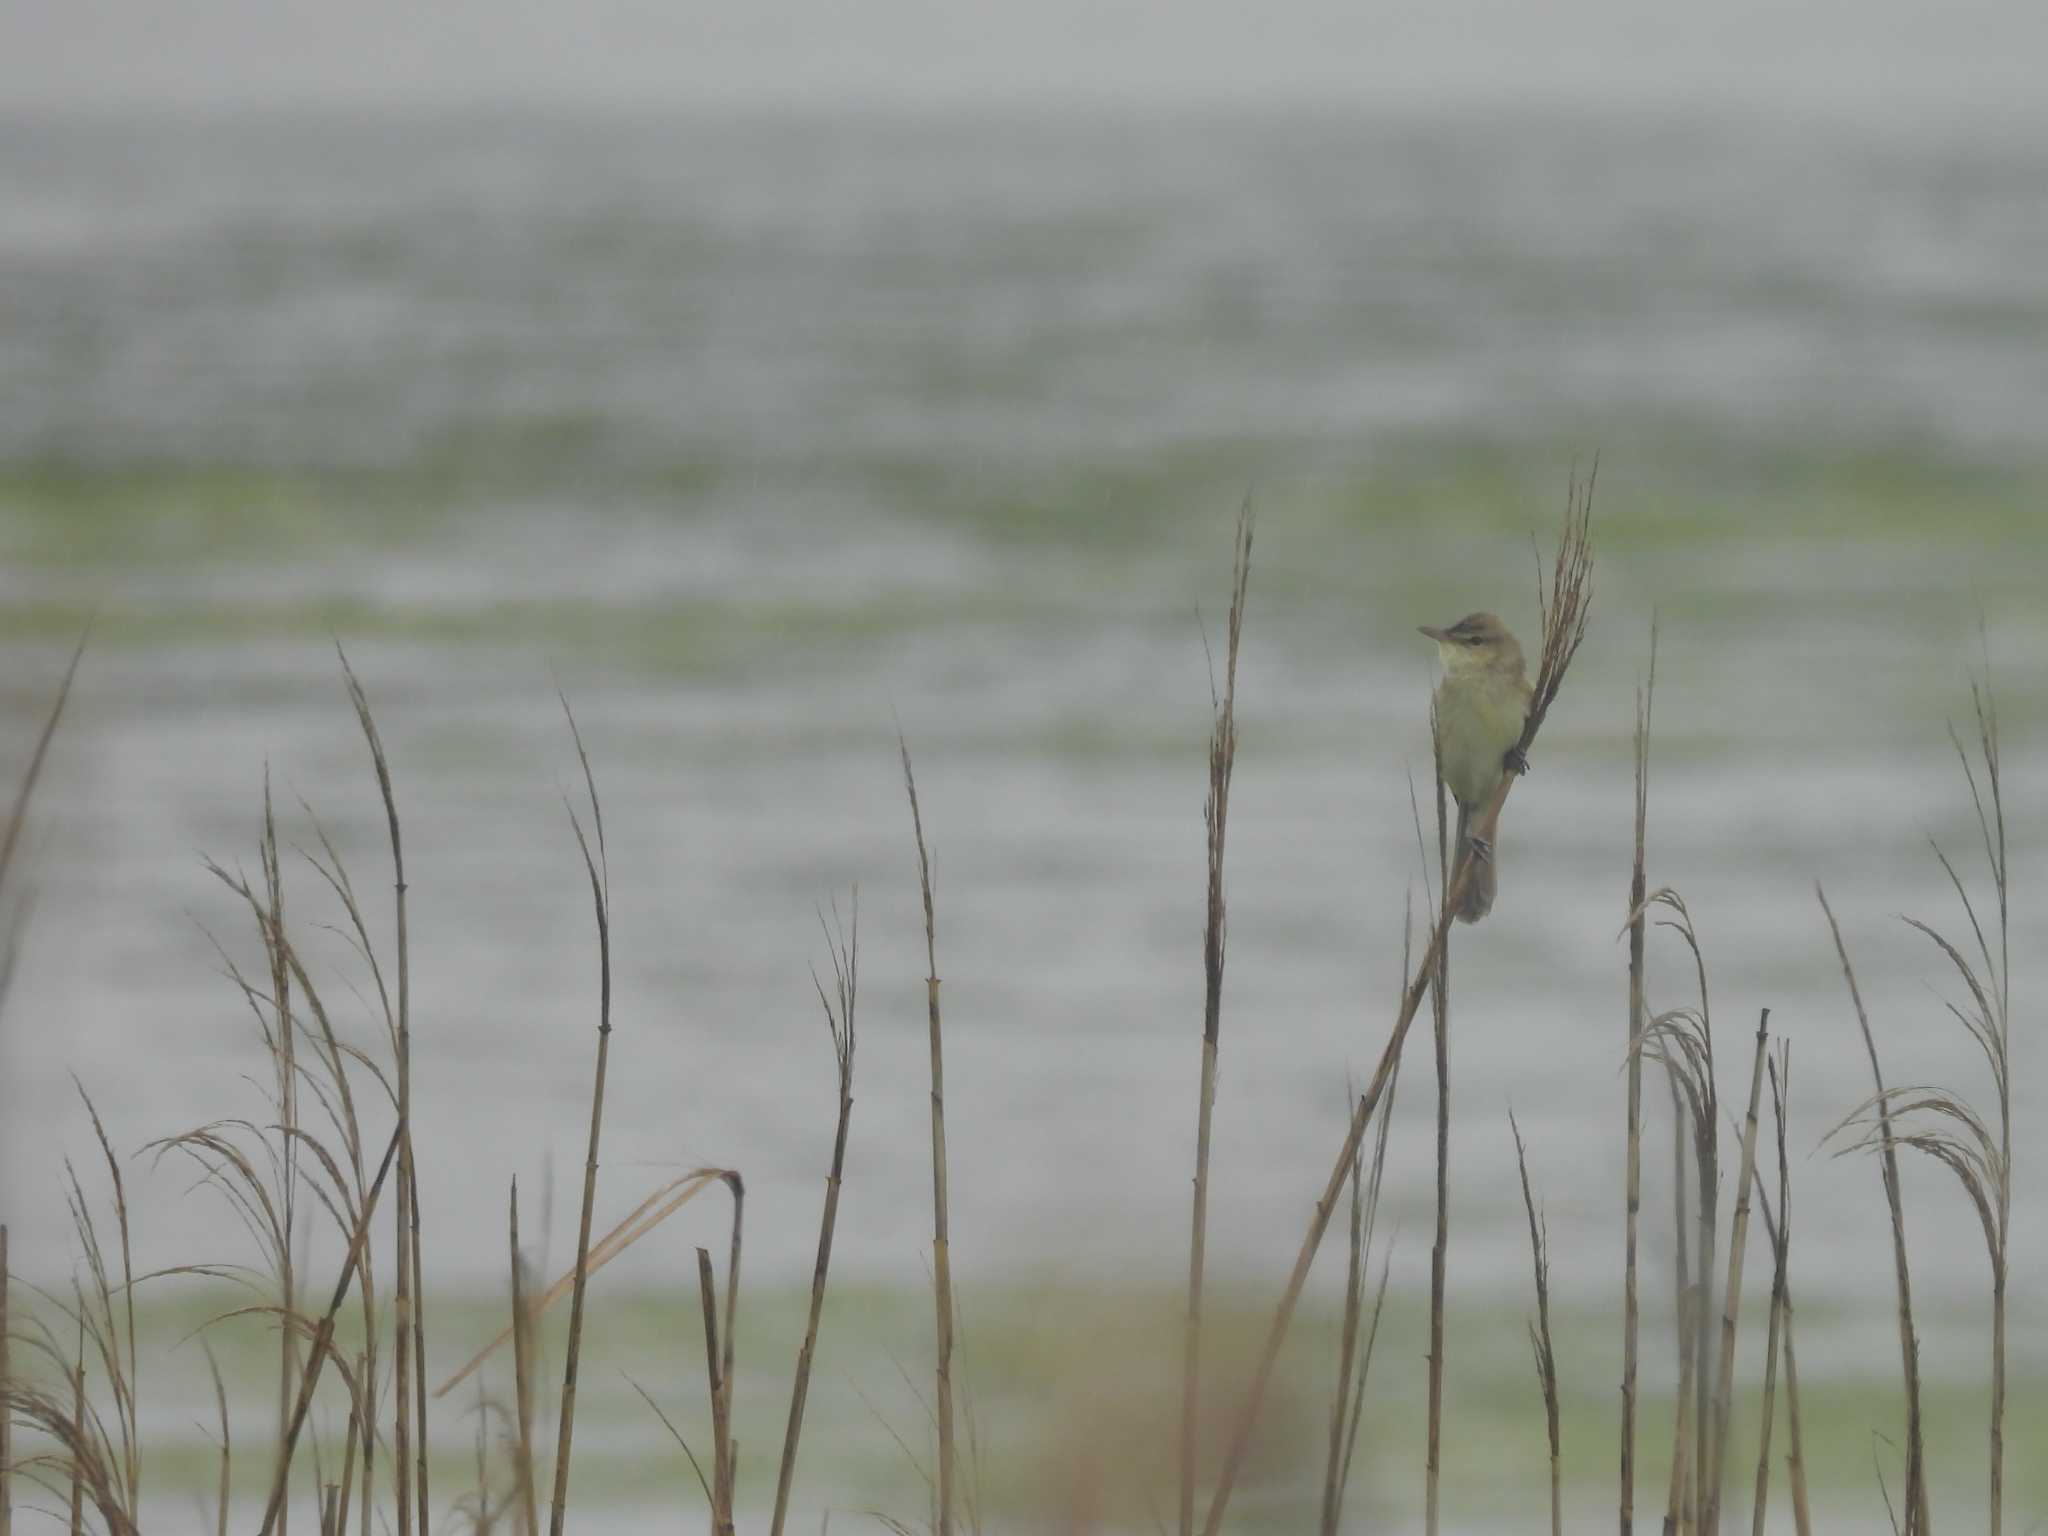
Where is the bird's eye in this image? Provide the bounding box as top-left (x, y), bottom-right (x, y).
top-left (1464, 636), bottom-right (1482, 646)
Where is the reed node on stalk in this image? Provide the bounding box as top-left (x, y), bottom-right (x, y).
top-left (1179, 497), bottom-right (1252, 1536)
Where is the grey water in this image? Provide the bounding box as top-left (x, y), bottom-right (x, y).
top-left (1, 101), bottom-right (2044, 1372)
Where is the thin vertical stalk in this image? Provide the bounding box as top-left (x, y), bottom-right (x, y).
top-left (697, 1249), bottom-right (736, 1536)
top-left (1320, 1124), bottom-right (1368, 1536)
top-left (262, 781), bottom-right (297, 1536)
top-left (1663, 1064), bottom-right (1690, 1536)
top-left (257, 1124), bottom-right (403, 1536)
top-left (340, 651), bottom-right (418, 1536)
top-left (1781, 1300), bottom-right (1812, 1536)
top-left (719, 1174), bottom-right (745, 1510)
top-left (334, 1356), bottom-right (361, 1536)
top-left (900, 737), bottom-right (956, 1536)
top-left (1704, 1010), bottom-right (1770, 1532)
top-left (1, 1224), bottom-right (11, 1536)
top-left (69, 1313), bottom-right (84, 1536)
top-left (772, 901), bottom-right (859, 1536)
top-left (547, 698), bottom-right (613, 1536)
top-left (1818, 884), bottom-right (1926, 1532)
top-left (1512, 1112), bottom-right (1562, 1536)
top-left (1425, 704), bottom-right (1451, 1536)
top-left (1623, 623), bottom-right (1656, 1536)
top-left (1180, 502), bottom-right (1252, 1536)
top-left (1751, 1050), bottom-right (1792, 1536)
top-left (1663, 1283), bottom-right (1693, 1536)
top-left (205, 1346), bottom-right (230, 1536)
top-left (511, 1184), bottom-right (540, 1536)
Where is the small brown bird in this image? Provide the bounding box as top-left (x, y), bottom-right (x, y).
top-left (1418, 612), bottom-right (1532, 922)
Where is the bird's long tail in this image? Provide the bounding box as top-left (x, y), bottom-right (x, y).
top-left (1453, 803), bottom-right (1496, 924)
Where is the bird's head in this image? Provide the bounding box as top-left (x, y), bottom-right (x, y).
top-left (1418, 611), bottom-right (1526, 677)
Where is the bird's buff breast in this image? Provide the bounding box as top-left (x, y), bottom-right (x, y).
top-left (1434, 671), bottom-right (1529, 808)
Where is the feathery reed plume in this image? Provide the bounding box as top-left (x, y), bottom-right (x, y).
top-left (1180, 499), bottom-right (1252, 1536)
top-left (1749, 1048), bottom-right (1792, 1536)
top-left (509, 1183), bottom-right (539, 1536)
top-left (337, 645), bottom-right (426, 1536)
top-left (547, 693), bottom-right (613, 1536)
top-left (772, 896), bottom-right (860, 1536)
top-left (1817, 884), bottom-right (1926, 1532)
top-left (1630, 888), bottom-right (1717, 1532)
top-left (899, 734), bottom-right (957, 1536)
top-left (1703, 1010), bottom-right (1771, 1533)
top-left (1198, 473), bottom-right (1594, 1536)
top-left (1826, 668), bottom-right (2011, 1535)
top-left (1425, 704), bottom-right (1452, 1536)
top-left (697, 1249), bottom-right (737, 1536)
top-left (1622, 618), bottom-right (1656, 1535)
top-left (1511, 1110), bottom-right (1562, 1536)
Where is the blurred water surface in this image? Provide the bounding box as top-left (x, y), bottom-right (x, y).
top-left (1, 103), bottom-right (2044, 1369)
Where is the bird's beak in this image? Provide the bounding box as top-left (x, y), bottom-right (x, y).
top-left (1417, 625), bottom-right (1448, 642)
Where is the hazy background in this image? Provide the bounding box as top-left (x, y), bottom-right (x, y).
top-left (2, 1), bottom-right (2044, 1527)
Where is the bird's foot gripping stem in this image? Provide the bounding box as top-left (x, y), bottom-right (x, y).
top-left (1503, 744), bottom-right (1530, 777)
top-left (1466, 833), bottom-right (1494, 866)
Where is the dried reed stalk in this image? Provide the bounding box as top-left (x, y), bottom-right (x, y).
top-left (0, 629), bottom-right (86, 904)
top-left (257, 1123), bottom-right (404, 1536)
top-left (1322, 942), bottom-right (1404, 1536)
top-left (1622, 621), bottom-right (1656, 1535)
top-left (205, 1345), bottom-right (230, 1536)
top-left (1663, 1277), bottom-right (1692, 1536)
top-left (1425, 707), bottom-right (1452, 1536)
top-left (697, 1249), bottom-right (737, 1536)
top-left (900, 736), bottom-right (956, 1536)
top-left (1703, 1010), bottom-right (1770, 1532)
top-left (2, 1224), bottom-right (11, 1536)
top-left (510, 1183), bottom-right (540, 1536)
top-left (1780, 1300), bottom-right (1811, 1536)
top-left (1511, 1112), bottom-right (1562, 1536)
top-left (771, 899), bottom-right (860, 1536)
top-left (547, 696), bottom-right (613, 1536)
top-left (339, 649), bottom-right (423, 1536)
top-left (68, 1314), bottom-right (84, 1536)
top-left (1826, 673), bottom-right (2011, 1535)
top-left (260, 783), bottom-right (299, 1536)
top-left (1198, 474), bottom-right (1594, 1536)
top-left (718, 1174), bottom-right (745, 1519)
top-left (1180, 499), bottom-right (1252, 1536)
top-left (1817, 884), bottom-right (1926, 1532)
top-left (1749, 1049), bottom-right (1791, 1536)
